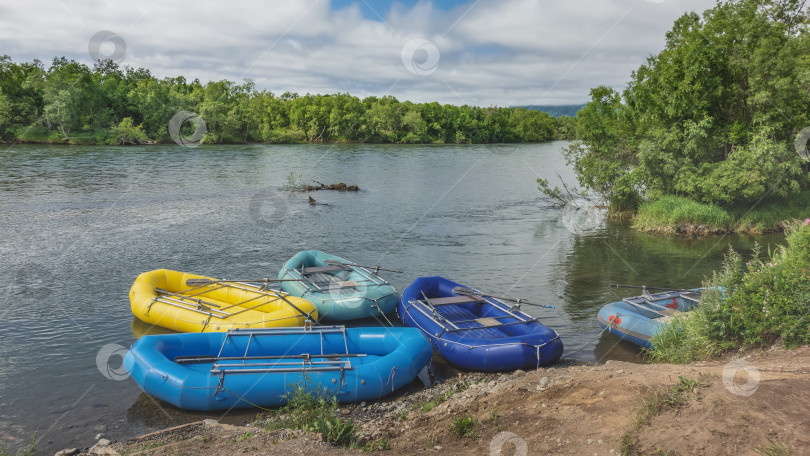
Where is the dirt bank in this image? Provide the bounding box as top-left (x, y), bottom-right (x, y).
top-left (71, 345), bottom-right (810, 456)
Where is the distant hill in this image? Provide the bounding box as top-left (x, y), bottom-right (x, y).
top-left (516, 104), bottom-right (585, 117)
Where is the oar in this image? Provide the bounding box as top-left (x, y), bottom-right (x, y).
top-left (323, 260), bottom-right (403, 274)
top-left (186, 278), bottom-right (300, 287)
top-left (452, 287), bottom-right (555, 309)
top-left (611, 284), bottom-right (692, 292)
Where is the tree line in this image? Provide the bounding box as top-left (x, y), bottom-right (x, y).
top-left (562, 0), bottom-right (810, 210)
top-left (0, 55), bottom-right (573, 145)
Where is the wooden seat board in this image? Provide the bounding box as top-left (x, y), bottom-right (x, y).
top-left (428, 295), bottom-right (484, 306)
top-left (301, 265), bottom-right (349, 274)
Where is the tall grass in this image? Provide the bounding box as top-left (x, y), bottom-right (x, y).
top-left (649, 221), bottom-right (810, 362)
top-left (1, 432), bottom-right (37, 456)
top-left (634, 192), bottom-right (810, 234)
top-left (633, 196), bottom-right (732, 233)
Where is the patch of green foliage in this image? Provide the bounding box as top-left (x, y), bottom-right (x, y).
top-left (419, 381), bottom-right (470, 412)
top-left (649, 221), bottom-right (810, 362)
top-left (423, 434), bottom-right (438, 449)
top-left (562, 0), bottom-right (810, 211)
top-left (260, 378), bottom-right (358, 448)
top-left (420, 391), bottom-right (453, 412)
top-left (755, 439), bottom-right (793, 456)
top-left (108, 117), bottom-right (149, 145)
top-left (449, 415), bottom-right (478, 438)
top-left (619, 376), bottom-right (709, 455)
top-left (361, 439), bottom-right (391, 452)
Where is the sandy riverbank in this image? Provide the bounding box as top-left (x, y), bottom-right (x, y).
top-left (63, 345), bottom-right (810, 455)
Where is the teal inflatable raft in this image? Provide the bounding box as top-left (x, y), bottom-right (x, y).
top-left (278, 251), bottom-right (398, 321)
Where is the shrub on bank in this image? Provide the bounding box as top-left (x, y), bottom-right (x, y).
top-left (649, 220), bottom-right (810, 362)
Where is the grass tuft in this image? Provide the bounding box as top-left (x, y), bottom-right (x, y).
top-left (619, 376), bottom-right (709, 455)
top-left (755, 439), bottom-right (793, 456)
top-left (258, 377), bottom-right (358, 448)
top-left (0, 432), bottom-right (37, 456)
top-left (449, 415), bottom-right (478, 438)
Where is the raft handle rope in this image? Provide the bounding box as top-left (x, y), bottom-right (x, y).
top-left (385, 366), bottom-right (399, 392)
top-left (561, 325), bottom-right (610, 359)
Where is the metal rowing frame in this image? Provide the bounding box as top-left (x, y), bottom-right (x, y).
top-left (402, 291), bottom-right (561, 368)
top-left (201, 326), bottom-right (358, 395)
top-left (407, 291), bottom-right (539, 336)
top-left (284, 263), bottom-right (391, 293)
top-left (146, 283), bottom-right (315, 330)
top-left (621, 289), bottom-right (701, 318)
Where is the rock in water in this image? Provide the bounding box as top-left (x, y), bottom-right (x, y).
top-left (54, 449), bottom-right (80, 456)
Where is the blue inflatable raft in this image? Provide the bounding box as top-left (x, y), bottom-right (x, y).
top-left (398, 276), bottom-right (563, 371)
top-left (278, 251), bottom-right (399, 321)
top-left (124, 325), bottom-right (432, 411)
top-left (597, 289), bottom-right (703, 348)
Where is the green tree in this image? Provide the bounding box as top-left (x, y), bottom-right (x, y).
top-left (568, 0), bottom-right (810, 209)
top-left (108, 117), bottom-right (148, 145)
top-left (567, 86), bottom-right (639, 208)
top-left (0, 88), bottom-right (10, 132)
top-left (0, 56), bottom-right (45, 138)
top-left (400, 103), bottom-right (427, 143)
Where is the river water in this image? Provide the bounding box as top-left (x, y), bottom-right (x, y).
top-left (0, 142), bottom-right (782, 452)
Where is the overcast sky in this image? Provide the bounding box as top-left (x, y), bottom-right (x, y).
top-left (0, 0), bottom-right (717, 106)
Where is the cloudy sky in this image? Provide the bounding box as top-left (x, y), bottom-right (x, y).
top-left (0, 0), bottom-right (717, 106)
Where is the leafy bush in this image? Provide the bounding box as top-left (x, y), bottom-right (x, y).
top-left (719, 225), bottom-right (810, 347)
top-left (650, 221), bottom-right (810, 362)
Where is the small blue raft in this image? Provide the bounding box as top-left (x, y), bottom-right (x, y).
top-left (278, 251), bottom-right (398, 321)
top-left (124, 326), bottom-right (432, 411)
top-left (398, 276), bottom-right (563, 371)
top-left (597, 289), bottom-right (703, 348)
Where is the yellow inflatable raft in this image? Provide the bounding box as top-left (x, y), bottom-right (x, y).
top-left (130, 269), bottom-right (318, 332)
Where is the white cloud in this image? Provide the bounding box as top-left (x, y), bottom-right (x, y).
top-left (0, 0), bottom-right (717, 105)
